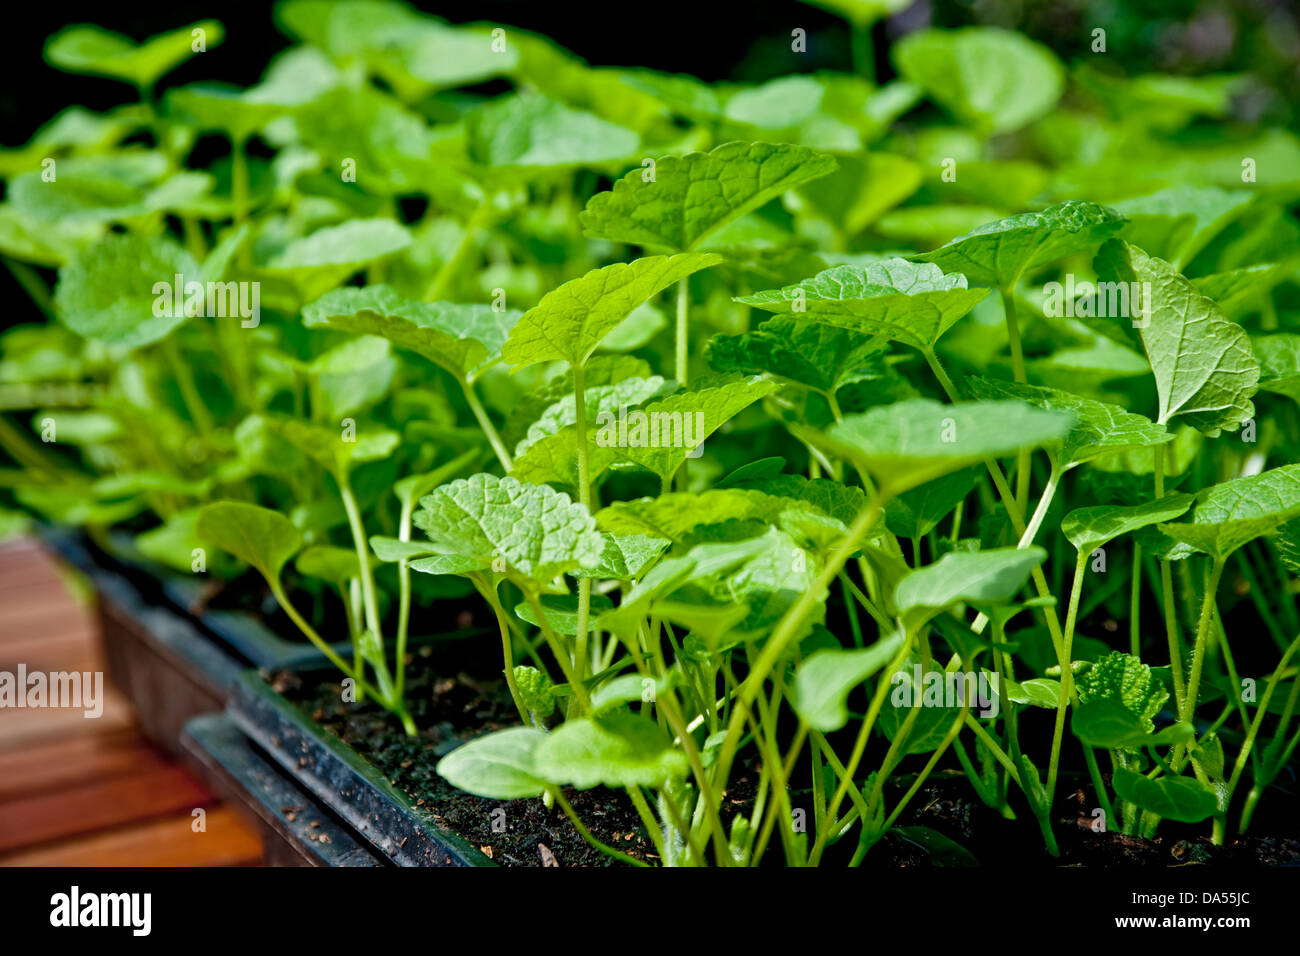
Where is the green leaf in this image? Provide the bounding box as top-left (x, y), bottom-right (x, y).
top-left (589, 673), bottom-right (675, 715)
top-left (1111, 767), bottom-right (1218, 824)
top-left (261, 415), bottom-right (400, 478)
top-left (707, 318), bottom-right (885, 395)
top-left (513, 376), bottom-right (778, 487)
top-left (46, 21), bottom-right (224, 88)
top-left (532, 712), bottom-right (688, 789)
top-left (167, 83), bottom-right (287, 141)
top-left (467, 95), bottom-right (639, 170)
top-left (435, 727), bottom-right (548, 800)
top-left (295, 546), bottom-right (361, 584)
top-left (790, 631), bottom-right (905, 732)
top-left (196, 502), bottom-right (303, 583)
top-left (1254, 334), bottom-right (1300, 405)
top-left (134, 509), bottom-right (207, 574)
top-left (893, 27), bottom-right (1064, 133)
top-left (879, 661), bottom-right (967, 754)
top-left (304, 285), bottom-right (520, 383)
top-left (885, 468), bottom-right (977, 540)
top-left (513, 593), bottom-right (615, 636)
top-left (503, 254), bottom-right (722, 369)
top-left (969, 377), bottom-right (1171, 467)
top-left (894, 547), bottom-right (1046, 623)
top-left (1112, 185), bottom-right (1253, 267)
top-left (1005, 677), bottom-right (1061, 709)
top-left (1076, 651), bottom-right (1168, 734)
top-left (516, 376), bottom-right (665, 461)
top-left (810, 398), bottom-right (1075, 494)
top-left (913, 200), bottom-right (1126, 288)
top-left (599, 377), bottom-right (779, 482)
top-left (572, 533), bottom-right (671, 580)
top-left (579, 141), bottom-right (837, 251)
top-left (264, 219), bottom-right (411, 272)
top-left (735, 259), bottom-right (988, 350)
top-left (1096, 240), bottom-right (1258, 435)
top-left (369, 537), bottom-right (436, 564)
top-left (514, 666), bottom-right (557, 719)
top-left (1072, 701), bottom-right (1193, 749)
top-left (413, 474), bottom-right (603, 581)
top-left (55, 234), bottom-right (199, 349)
top-left (1158, 464), bottom-right (1300, 559)
top-left (1062, 495), bottom-right (1195, 554)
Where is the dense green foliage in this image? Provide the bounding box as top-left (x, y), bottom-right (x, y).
top-left (2, 1), bottom-right (1299, 865)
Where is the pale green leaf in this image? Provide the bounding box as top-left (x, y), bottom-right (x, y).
top-left (502, 254), bottom-right (722, 368)
top-left (579, 141), bottom-right (837, 251)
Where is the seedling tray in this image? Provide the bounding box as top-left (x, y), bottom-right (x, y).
top-left (227, 668), bottom-right (494, 867)
top-left (182, 713), bottom-right (387, 867)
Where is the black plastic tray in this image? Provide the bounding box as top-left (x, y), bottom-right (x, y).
top-left (228, 669), bottom-right (494, 867)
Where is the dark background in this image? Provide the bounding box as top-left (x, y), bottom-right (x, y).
top-left (3, 0), bottom-right (1298, 145)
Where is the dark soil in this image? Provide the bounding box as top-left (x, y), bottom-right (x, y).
top-left (275, 646), bottom-right (655, 866)
top-left (271, 650), bottom-right (1300, 868)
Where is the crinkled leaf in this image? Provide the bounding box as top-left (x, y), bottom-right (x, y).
top-left (969, 376), bottom-right (1171, 467)
top-left (579, 141), bottom-right (837, 251)
top-left (1076, 651), bottom-right (1167, 733)
top-left (811, 398), bottom-right (1076, 494)
top-left (1158, 464), bottom-right (1300, 559)
top-left (304, 285), bottom-right (520, 383)
top-left (572, 533), bottom-right (671, 581)
top-left (735, 258), bottom-right (987, 349)
top-left (913, 200), bottom-right (1126, 288)
top-left (1062, 495), bottom-right (1195, 554)
top-left (413, 473), bottom-right (603, 580)
top-left (55, 234), bottom-right (199, 349)
top-left (707, 316), bottom-right (886, 393)
top-left (1096, 240), bottom-right (1258, 434)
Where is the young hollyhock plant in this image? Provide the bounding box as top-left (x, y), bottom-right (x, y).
top-left (1, 4), bottom-right (1297, 868)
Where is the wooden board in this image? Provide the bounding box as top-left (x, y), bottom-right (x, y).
top-left (0, 536), bottom-right (263, 866)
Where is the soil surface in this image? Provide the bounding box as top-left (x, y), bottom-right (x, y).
top-left (272, 651), bottom-right (1300, 867)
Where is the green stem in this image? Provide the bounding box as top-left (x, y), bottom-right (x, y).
top-left (1000, 287), bottom-right (1030, 510)
top-left (1180, 559), bottom-right (1225, 726)
top-left (1154, 443), bottom-right (1186, 706)
top-left (850, 19), bottom-right (877, 82)
top-left (461, 380), bottom-right (513, 472)
top-left (712, 495), bottom-right (888, 799)
top-left (572, 361), bottom-right (592, 690)
top-left (1129, 542), bottom-right (1143, 658)
top-left (426, 196), bottom-right (492, 301)
top-left (1047, 550), bottom-right (1087, 809)
top-left (161, 335), bottom-right (213, 434)
top-left (2, 258), bottom-right (56, 320)
top-left (675, 275), bottom-right (690, 388)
